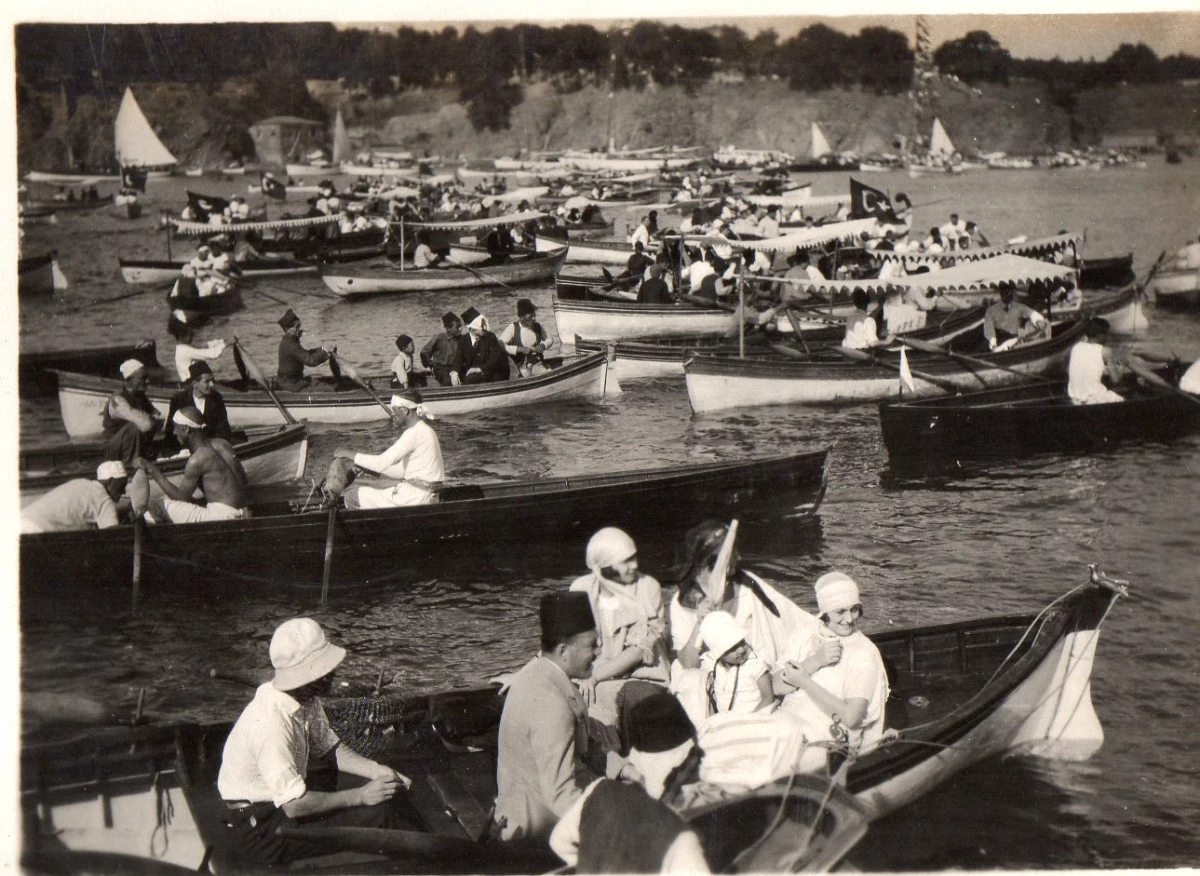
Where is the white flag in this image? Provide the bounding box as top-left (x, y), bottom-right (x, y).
top-left (899, 346), bottom-right (916, 394)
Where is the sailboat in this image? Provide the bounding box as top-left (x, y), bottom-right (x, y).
top-left (114, 86), bottom-right (178, 177)
top-left (332, 109), bottom-right (352, 167)
top-left (929, 118), bottom-right (956, 157)
top-left (788, 122), bottom-right (859, 172)
top-left (908, 117), bottom-right (970, 176)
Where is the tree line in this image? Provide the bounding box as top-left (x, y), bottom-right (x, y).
top-left (17, 22), bottom-right (1200, 132)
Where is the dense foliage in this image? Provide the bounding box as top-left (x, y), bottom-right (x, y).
top-left (16, 22), bottom-right (1200, 133)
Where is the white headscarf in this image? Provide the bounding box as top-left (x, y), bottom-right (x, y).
top-left (815, 572), bottom-right (861, 615)
top-left (390, 394), bottom-right (436, 420)
top-left (585, 527), bottom-right (636, 571)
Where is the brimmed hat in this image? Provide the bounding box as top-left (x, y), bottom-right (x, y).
top-left (698, 611), bottom-right (747, 658)
top-left (96, 460), bottom-right (127, 481)
top-left (270, 618), bottom-right (346, 691)
top-left (539, 592), bottom-right (595, 642)
top-left (517, 298), bottom-right (537, 317)
top-left (119, 359), bottom-right (146, 379)
top-left (815, 572), bottom-right (860, 615)
top-left (618, 681), bottom-right (695, 757)
top-left (188, 361), bottom-right (213, 381)
top-left (278, 308), bottom-right (301, 330)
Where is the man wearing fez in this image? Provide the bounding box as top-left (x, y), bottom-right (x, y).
top-left (163, 361), bottom-right (232, 450)
top-left (496, 592), bottom-right (617, 840)
top-left (276, 308), bottom-right (337, 392)
top-left (455, 306), bottom-right (509, 384)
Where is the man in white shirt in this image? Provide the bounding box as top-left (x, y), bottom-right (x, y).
top-left (217, 618), bottom-right (412, 867)
top-left (21, 461), bottom-right (128, 534)
top-left (334, 391), bottom-right (445, 508)
top-left (629, 215), bottom-right (653, 251)
top-left (1175, 232), bottom-right (1200, 270)
top-left (756, 205), bottom-right (780, 239)
top-left (939, 213), bottom-right (968, 249)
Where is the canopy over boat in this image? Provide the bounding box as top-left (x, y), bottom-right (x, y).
top-left (682, 217), bottom-right (882, 253)
top-left (930, 118), bottom-right (955, 157)
top-left (744, 192), bottom-right (851, 208)
top-left (400, 210), bottom-right (547, 231)
top-left (873, 232), bottom-right (1083, 267)
top-left (114, 87), bottom-right (177, 169)
top-left (171, 213), bottom-right (342, 236)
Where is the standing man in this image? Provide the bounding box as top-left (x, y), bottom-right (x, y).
top-left (137, 407), bottom-right (248, 523)
top-left (496, 592), bottom-right (610, 841)
top-left (163, 361), bottom-right (232, 450)
top-left (499, 299), bottom-right (556, 376)
top-left (276, 309), bottom-right (337, 392)
top-left (102, 359), bottom-right (163, 466)
top-left (21, 461), bottom-right (128, 534)
top-left (217, 618), bottom-right (412, 867)
top-left (333, 390), bottom-right (444, 508)
top-left (456, 306), bottom-right (509, 384)
top-left (629, 215), bottom-right (653, 251)
top-left (420, 312), bottom-right (465, 386)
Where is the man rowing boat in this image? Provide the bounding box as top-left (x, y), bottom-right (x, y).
top-left (333, 391), bottom-right (445, 509)
top-left (276, 308), bottom-right (339, 392)
top-left (138, 407), bottom-right (248, 523)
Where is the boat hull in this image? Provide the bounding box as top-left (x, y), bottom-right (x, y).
top-left (20, 340), bottom-right (161, 398)
top-left (54, 352), bottom-right (614, 436)
top-left (1149, 267), bottom-right (1200, 306)
top-left (536, 234), bottom-right (630, 265)
top-left (684, 321), bottom-right (1086, 413)
top-left (19, 450), bottom-right (830, 598)
top-left (554, 296), bottom-right (739, 342)
top-left (878, 380), bottom-right (1200, 469)
top-left (321, 249), bottom-right (566, 297)
top-left (119, 258), bottom-right (318, 286)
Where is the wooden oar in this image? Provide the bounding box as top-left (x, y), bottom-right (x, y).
top-left (445, 254), bottom-right (518, 293)
top-left (330, 353), bottom-right (400, 426)
top-left (232, 337), bottom-right (298, 425)
top-left (833, 346), bottom-right (962, 392)
top-left (1122, 355), bottom-right (1200, 411)
top-left (900, 336), bottom-right (1055, 385)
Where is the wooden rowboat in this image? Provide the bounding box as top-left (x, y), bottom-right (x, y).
top-left (118, 256), bottom-right (318, 286)
top-left (684, 319), bottom-right (1087, 413)
top-left (1079, 253), bottom-right (1135, 289)
top-left (320, 247), bottom-right (567, 297)
top-left (1148, 266), bottom-right (1200, 307)
top-left (19, 423), bottom-right (309, 503)
top-left (535, 233), bottom-right (632, 265)
top-left (53, 351), bottom-right (616, 437)
top-left (19, 340), bottom-right (162, 398)
top-left (20, 678), bottom-right (865, 874)
top-left (18, 251), bottom-right (68, 296)
top-left (19, 565), bottom-right (1124, 872)
top-left (878, 367), bottom-right (1200, 471)
top-left (19, 450), bottom-right (829, 602)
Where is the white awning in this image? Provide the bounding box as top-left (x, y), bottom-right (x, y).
top-left (172, 213), bottom-right (343, 235)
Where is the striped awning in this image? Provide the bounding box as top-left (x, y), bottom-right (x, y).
top-left (872, 232), bottom-right (1082, 266)
top-left (172, 213), bottom-right (342, 236)
top-left (682, 218), bottom-right (882, 253)
top-left (399, 209), bottom-right (547, 231)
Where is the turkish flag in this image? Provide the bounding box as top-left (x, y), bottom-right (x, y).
top-left (850, 178), bottom-right (895, 221)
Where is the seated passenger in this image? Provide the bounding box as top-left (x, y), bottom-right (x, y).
top-left (671, 611), bottom-right (774, 728)
top-left (841, 289), bottom-right (882, 350)
top-left (983, 282), bottom-right (1051, 351)
top-left (1068, 317), bottom-right (1125, 405)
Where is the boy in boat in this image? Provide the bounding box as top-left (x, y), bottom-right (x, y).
top-left (549, 684), bottom-right (710, 873)
top-left (1068, 317), bottom-right (1126, 405)
top-left (333, 390), bottom-right (444, 509)
top-left (390, 334), bottom-right (430, 389)
top-left (218, 618), bottom-right (413, 867)
top-left (20, 460), bottom-right (129, 534)
top-left (102, 359), bottom-right (164, 467)
top-left (137, 407), bottom-right (248, 523)
top-left (276, 308), bottom-right (338, 392)
top-left (420, 312), bottom-right (465, 386)
top-left (983, 282), bottom-right (1051, 351)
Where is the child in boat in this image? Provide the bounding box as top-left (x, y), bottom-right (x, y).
top-left (697, 611), bottom-right (775, 717)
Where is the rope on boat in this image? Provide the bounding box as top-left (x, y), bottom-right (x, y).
top-left (149, 770), bottom-right (174, 858)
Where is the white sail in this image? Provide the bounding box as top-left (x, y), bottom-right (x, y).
top-left (811, 123), bottom-right (831, 159)
top-left (332, 109), bottom-right (352, 166)
top-left (930, 118), bottom-right (955, 157)
top-left (114, 87), bottom-right (177, 169)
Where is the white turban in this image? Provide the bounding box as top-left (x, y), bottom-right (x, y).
top-left (119, 359), bottom-right (146, 379)
top-left (96, 460), bottom-right (127, 481)
top-left (585, 527), bottom-right (637, 571)
top-left (468, 313), bottom-right (488, 332)
top-left (815, 572), bottom-right (861, 615)
top-left (698, 610), bottom-right (746, 658)
top-left (390, 394), bottom-right (435, 420)
top-left (172, 408), bottom-right (204, 429)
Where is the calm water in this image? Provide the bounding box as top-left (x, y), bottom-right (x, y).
top-left (14, 163), bottom-right (1200, 870)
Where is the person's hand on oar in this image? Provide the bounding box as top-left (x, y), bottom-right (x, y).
top-left (232, 335), bottom-right (298, 424)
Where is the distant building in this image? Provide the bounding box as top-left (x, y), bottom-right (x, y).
top-left (249, 116), bottom-right (325, 166)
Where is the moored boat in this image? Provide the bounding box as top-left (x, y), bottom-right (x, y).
top-left (19, 339), bottom-right (162, 398)
top-left (1079, 252), bottom-right (1135, 288)
top-left (1148, 266), bottom-right (1200, 307)
top-left (320, 247), bottom-right (566, 297)
top-left (54, 350), bottom-right (616, 436)
top-left (18, 251), bottom-right (69, 297)
top-left (684, 319), bottom-right (1087, 413)
top-left (535, 233), bottom-right (630, 265)
top-left (119, 256), bottom-right (318, 286)
top-left (19, 449), bottom-right (830, 600)
top-left (20, 423), bottom-right (309, 503)
top-left (554, 291), bottom-right (741, 342)
top-left (878, 368), bottom-right (1200, 471)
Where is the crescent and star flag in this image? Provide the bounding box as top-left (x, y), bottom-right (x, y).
top-left (120, 166), bottom-right (148, 193)
top-left (186, 190), bottom-right (230, 222)
top-left (260, 172), bottom-right (287, 200)
top-left (899, 346), bottom-right (916, 395)
top-left (850, 177), bottom-right (896, 221)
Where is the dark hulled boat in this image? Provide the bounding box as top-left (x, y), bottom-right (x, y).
top-left (19, 339), bottom-right (162, 398)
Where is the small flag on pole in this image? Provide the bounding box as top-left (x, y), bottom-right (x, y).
top-left (899, 346), bottom-right (916, 395)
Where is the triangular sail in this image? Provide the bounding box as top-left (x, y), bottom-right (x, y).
top-left (332, 110), bottom-right (352, 166)
top-left (114, 87), bottom-right (177, 168)
top-left (930, 118), bottom-right (955, 157)
top-left (811, 123), bottom-right (831, 159)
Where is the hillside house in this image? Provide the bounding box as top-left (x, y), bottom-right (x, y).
top-left (249, 116), bottom-right (326, 166)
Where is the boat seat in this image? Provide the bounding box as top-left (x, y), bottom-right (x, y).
top-left (424, 755), bottom-right (498, 842)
